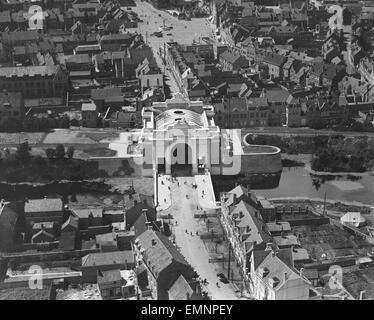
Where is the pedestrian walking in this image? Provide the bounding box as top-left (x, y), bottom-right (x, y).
top-left (185, 229), bottom-right (188, 234)
top-left (164, 198), bottom-right (166, 203)
top-left (190, 232), bottom-right (193, 236)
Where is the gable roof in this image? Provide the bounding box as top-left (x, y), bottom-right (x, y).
top-left (32, 229), bottom-right (54, 241)
top-left (256, 251), bottom-right (309, 291)
top-left (126, 202), bottom-right (157, 230)
top-left (0, 201), bottom-right (18, 227)
top-left (168, 275), bottom-right (193, 300)
top-left (136, 229), bottom-right (191, 279)
top-left (62, 215), bottom-right (79, 231)
top-left (229, 200), bottom-right (271, 246)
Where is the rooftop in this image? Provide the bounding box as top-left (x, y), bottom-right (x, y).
top-left (81, 251), bottom-right (134, 267)
top-left (0, 65), bottom-right (59, 78)
top-left (25, 198), bottom-right (63, 214)
top-left (71, 208), bottom-right (103, 218)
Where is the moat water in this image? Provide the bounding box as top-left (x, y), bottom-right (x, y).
top-left (254, 165), bottom-right (374, 207)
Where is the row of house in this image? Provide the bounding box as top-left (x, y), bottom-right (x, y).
top-left (219, 185), bottom-right (312, 300)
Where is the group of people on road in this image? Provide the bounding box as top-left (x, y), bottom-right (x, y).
top-left (185, 229), bottom-right (199, 236)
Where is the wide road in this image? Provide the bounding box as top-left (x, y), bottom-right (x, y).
top-left (161, 175), bottom-right (239, 300)
top-left (128, 0), bottom-right (215, 96)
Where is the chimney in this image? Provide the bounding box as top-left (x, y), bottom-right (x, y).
top-left (151, 239), bottom-right (157, 246)
top-left (233, 193), bottom-right (237, 204)
top-left (299, 268), bottom-right (304, 278)
top-left (265, 242), bottom-right (272, 251)
top-left (284, 272), bottom-right (289, 282)
top-left (271, 250), bottom-right (276, 258)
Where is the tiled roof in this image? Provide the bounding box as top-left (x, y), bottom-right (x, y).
top-left (220, 50), bottom-right (247, 65)
top-left (25, 198), bottom-right (63, 213)
top-left (0, 202), bottom-right (18, 228)
top-left (256, 251), bottom-right (308, 291)
top-left (100, 33), bottom-right (136, 42)
top-left (228, 200), bottom-right (271, 245)
top-left (266, 222), bottom-right (291, 233)
top-left (273, 234), bottom-right (300, 247)
top-left (136, 229), bottom-right (191, 279)
top-left (262, 87), bottom-right (290, 103)
top-left (263, 52), bottom-right (287, 66)
top-left (61, 215), bottom-right (78, 231)
top-left (71, 208), bottom-right (102, 218)
top-left (168, 275), bottom-right (193, 300)
top-left (2, 30), bottom-right (39, 42)
top-left (98, 269), bottom-right (122, 284)
top-left (91, 88), bottom-right (122, 100)
top-left (63, 54), bottom-right (92, 65)
top-left (81, 251), bottom-right (134, 267)
top-left (0, 65), bottom-right (59, 78)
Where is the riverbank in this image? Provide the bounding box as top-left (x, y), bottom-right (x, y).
top-left (283, 153), bottom-right (374, 177)
top-left (268, 197), bottom-right (372, 214)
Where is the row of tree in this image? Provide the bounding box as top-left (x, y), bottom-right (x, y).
top-left (0, 142), bottom-right (106, 182)
top-left (311, 135), bottom-right (374, 172)
top-left (0, 116), bottom-right (80, 133)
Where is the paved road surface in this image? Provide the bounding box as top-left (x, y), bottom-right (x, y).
top-left (129, 0), bottom-right (215, 96)
top-left (157, 174), bottom-right (172, 211)
top-left (163, 176), bottom-right (238, 300)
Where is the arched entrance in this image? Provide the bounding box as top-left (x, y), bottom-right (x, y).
top-left (171, 143), bottom-right (193, 176)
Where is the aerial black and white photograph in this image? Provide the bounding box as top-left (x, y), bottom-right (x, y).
top-left (0, 0), bottom-right (373, 307)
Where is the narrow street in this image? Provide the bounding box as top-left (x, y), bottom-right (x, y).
top-left (161, 175), bottom-right (239, 300)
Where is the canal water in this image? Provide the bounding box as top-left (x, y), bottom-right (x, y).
top-left (254, 164), bottom-right (374, 207)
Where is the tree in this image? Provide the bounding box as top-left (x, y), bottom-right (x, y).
top-left (55, 144), bottom-right (65, 160)
top-left (45, 148), bottom-right (55, 161)
top-left (15, 141), bottom-right (31, 166)
top-left (66, 146), bottom-right (75, 159)
top-left (59, 115), bottom-right (70, 129)
top-left (70, 119), bottom-right (80, 127)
